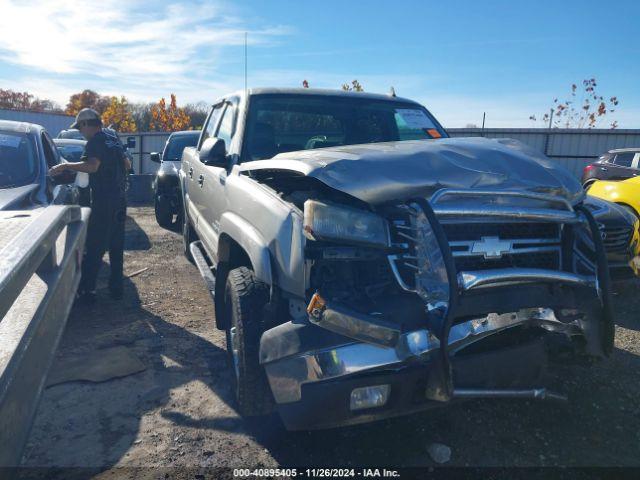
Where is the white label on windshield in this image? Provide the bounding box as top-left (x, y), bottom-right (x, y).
top-left (0, 133), bottom-right (22, 148)
top-left (395, 109), bottom-right (435, 129)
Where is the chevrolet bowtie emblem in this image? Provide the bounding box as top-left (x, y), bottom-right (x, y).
top-left (472, 236), bottom-right (513, 259)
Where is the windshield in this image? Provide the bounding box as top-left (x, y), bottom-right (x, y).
top-left (56, 144), bottom-right (85, 162)
top-left (243, 94), bottom-right (447, 161)
top-left (0, 131), bottom-right (39, 188)
top-left (164, 134), bottom-right (199, 161)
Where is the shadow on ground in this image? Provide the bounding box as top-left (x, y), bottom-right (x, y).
top-left (124, 214), bottom-right (151, 251)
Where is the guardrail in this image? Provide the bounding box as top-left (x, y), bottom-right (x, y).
top-left (0, 205), bottom-right (90, 466)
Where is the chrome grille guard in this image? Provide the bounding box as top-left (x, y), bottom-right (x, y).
top-left (389, 189), bottom-right (596, 292)
top-left (430, 188), bottom-right (582, 223)
top-left (386, 189), bottom-right (614, 402)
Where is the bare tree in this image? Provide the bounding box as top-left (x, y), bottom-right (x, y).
top-left (129, 102), bottom-right (153, 131)
top-left (342, 80), bottom-right (364, 92)
top-left (0, 88), bottom-right (63, 113)
top-left (183, 101), bottom-right (209, 130)
top-left (529, 78), bottom-right (620, 129)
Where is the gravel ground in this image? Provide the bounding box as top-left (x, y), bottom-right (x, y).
top-left (19, 207), bottom-right (640, 476)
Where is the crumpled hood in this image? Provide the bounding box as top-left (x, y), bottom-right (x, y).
top-left (243, 137), bottom-right (584, 205)
top-left (0, 184), bottom-right (40, 211)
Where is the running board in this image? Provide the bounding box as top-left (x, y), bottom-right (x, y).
top-left (189, 241), bottom-right (216, 300)
top-left (453, 388), bottom-right (568, 402)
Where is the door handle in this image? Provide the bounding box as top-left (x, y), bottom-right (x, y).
top-left (600, 167), bottom-right (608, 171)
top-left (189, 167), bottom-right (194, 178)
top-left (198, 174), bottom-right (204, 187)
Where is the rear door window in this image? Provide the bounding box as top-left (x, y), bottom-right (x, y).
top-left (613, 152), bottom-right (634, 167)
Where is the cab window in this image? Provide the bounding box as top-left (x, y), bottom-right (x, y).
top-left (216, 104), bottom-right (235, 152)
top-left (199, 103), bottom-right (225, 149)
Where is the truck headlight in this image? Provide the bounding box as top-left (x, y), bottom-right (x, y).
top-left (303, 200), bottom-right (389, 248)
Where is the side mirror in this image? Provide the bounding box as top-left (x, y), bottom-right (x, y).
top-left (150, 152), bottom-right (161, 163)
top-left (199, 137), bottom-right (227, 167)
top-left (50, 170), bottom-right (77, 185)
top-left (127, 136), bottom-right (136, 149)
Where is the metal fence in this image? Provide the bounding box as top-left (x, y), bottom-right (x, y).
top-left (0, 109), bottom-right (75, 137)
top-left (116, 128), bottom-right (640, 177)
top-left (118, 132), bottom-right (170, 175)
top-left (447, 128), bottom-right (640, 178)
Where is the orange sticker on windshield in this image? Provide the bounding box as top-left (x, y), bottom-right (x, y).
top-left (426, 129), bottom-right (441, 138)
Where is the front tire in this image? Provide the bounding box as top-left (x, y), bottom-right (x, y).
top-left (223, 266), bottom-right (273, 416)
top-left (155, 195), bottom-right (173, 229)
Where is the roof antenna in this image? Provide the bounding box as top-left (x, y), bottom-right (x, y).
top-left (389, 86), bottom-right (396, 97)
top-left (244, 32), bottom-right (248, 96)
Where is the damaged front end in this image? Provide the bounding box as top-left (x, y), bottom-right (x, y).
top-left (259, 188), bottom-right (614, 430)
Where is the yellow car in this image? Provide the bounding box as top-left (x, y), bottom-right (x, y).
top-left (588, 177), bottom-right (640, 275)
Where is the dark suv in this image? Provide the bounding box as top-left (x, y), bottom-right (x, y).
top-left (582, 148), bottom-right (640, 188)
top-left (151, 130), bottom-right (200, 230)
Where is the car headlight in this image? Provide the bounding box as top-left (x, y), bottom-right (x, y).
top-left (303, 200), bottom-right (389, 248)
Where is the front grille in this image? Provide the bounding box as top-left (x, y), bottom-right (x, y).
top-left (441, 221), bottom-right (561, 272)
top-left (386, 197), bottom-right (596, 294)
top-left (442, 222), bottom-right (560, 241)
top-left (454, 251), bottom-right (560, 272)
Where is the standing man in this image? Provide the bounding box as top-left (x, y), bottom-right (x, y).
top-left (49, 108), bottom-right (131, 302)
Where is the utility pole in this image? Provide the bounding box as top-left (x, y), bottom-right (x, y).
top-left (244, 32), bottom-right (248, 96)
top-left (544, 108), bottom-right (554, 155)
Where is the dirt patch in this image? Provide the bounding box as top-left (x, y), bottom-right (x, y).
top-left (21, 207), bottom-right (640, 472)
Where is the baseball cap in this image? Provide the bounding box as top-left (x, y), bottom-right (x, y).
top-left (70, 108), bottom-right (102, 129)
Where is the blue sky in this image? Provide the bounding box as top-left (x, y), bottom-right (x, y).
top-left (0, 0), bottom-right (638, 127)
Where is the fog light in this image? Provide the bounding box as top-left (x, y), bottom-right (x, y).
top-left (350, 385), bottom-right (390, 411)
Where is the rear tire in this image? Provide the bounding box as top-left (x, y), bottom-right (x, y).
top-left (223, 266), bottom-right (273, 416)
top-left (583, 179), bottom-right (596, 191)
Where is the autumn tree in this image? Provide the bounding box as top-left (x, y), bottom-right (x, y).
top-left (149, 94), bottom-right (190, 132)
top-left (65, 89), bottom-right (110, 116)
top-left (529, 78), bottom-right (620, 129)
top-left (0, 88), bottom-right (63, 113)
top-left (102, 96), bottom-right (137, 132)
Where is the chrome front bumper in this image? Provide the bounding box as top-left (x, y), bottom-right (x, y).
top-left (263, 307), bottom-right (583, 404)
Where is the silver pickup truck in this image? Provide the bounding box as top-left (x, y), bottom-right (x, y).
top-left (180, 88), bottom-right (617, 430)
